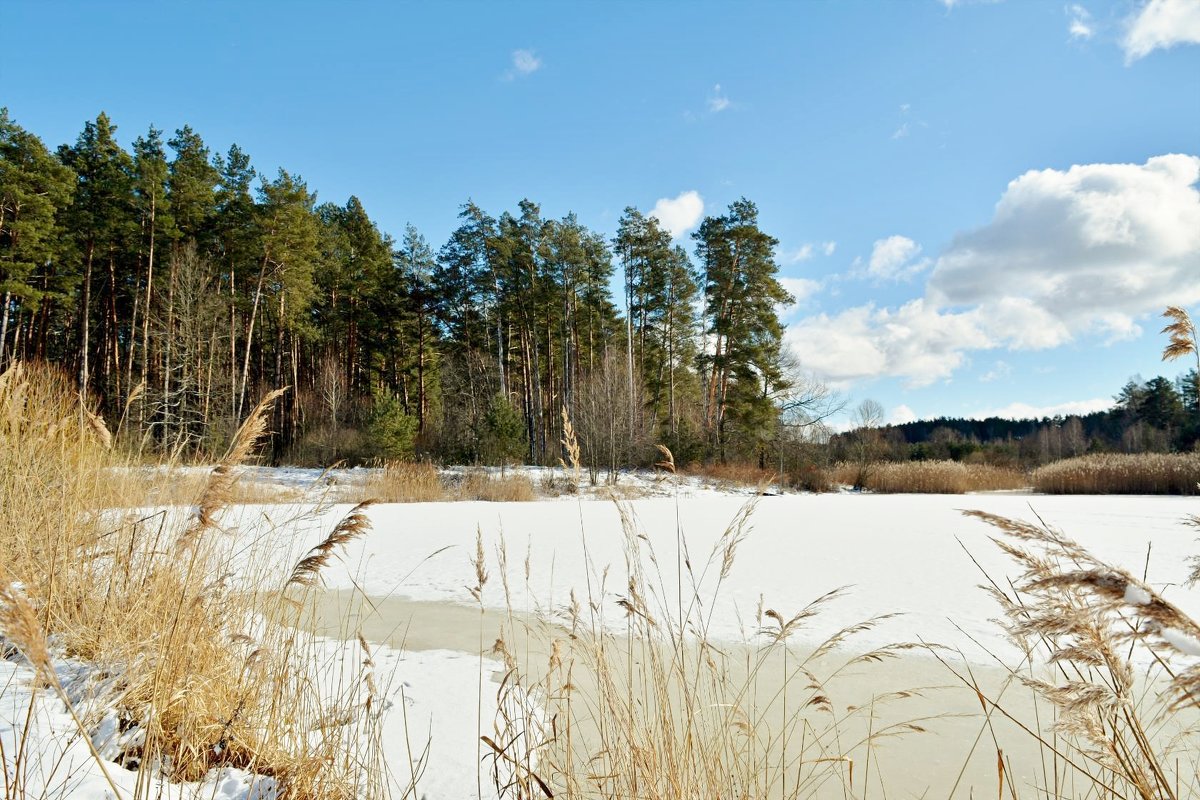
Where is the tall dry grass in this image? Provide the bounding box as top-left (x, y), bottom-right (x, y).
top-left (1033, 453), bottom-right (1200, 495)
top-left (362, 462), bottom-right (537, 503)
top-left (479, 447), bottom-right (933, 799)
top-left (831, 460), bottom-right (1028, 493)
top-left (362, 460), bottom-right (448, 502)
top-left (951, 510), bottom-right (1200, 800)
top-left (684, 460), bottom-right (780, 490)
top-left (0, 363), bottom-right (395, 799)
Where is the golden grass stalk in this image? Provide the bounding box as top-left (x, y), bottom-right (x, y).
top-left (966, 508), bottom-right (1200, 799)
top-left (182, 386), bottom-right (288, 544)
top-left (481, 489), bottom-right (930, 799)
top-left (286, 500), bottom-right (377, 589)
top-left (1161, 305), bottom-right (1198, 365)
top-left (362, 459), bottom-right (447, 503)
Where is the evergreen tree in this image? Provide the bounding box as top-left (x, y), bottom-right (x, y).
top-left (614, 208), bottom-right (700, 445)
top-left (693, 198), bottom-right (793, 461)
top-left (391, 224), bottom-right (440, 433)
top-left (237, 169), bottom-right (320, 439)
top-left (57, 112), bottom-right (136, 399)
top-left (166, 125), bottom-right (218, 246)
top-left (129, 126), bottom-right (174, 396)
top-left (0, 109), bottom-right (75, 364)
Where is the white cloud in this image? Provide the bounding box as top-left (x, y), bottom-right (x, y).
top-left (867, 235), bottom-right (932, 281)
top-left (784, 240), bottom-right (837, 264)
top-left (785, 299), bottom-right (993, 387)
top-left (1068, 4), bottom-right (1095, 39)
top-left (648, 190), bottom-right (705, 239)
top-left (892, 122), bottom-right (910, 140)
top-left (779, 277), bottom-right (822, 304)
top-left (785, 243), bottom-right (815, 263)
top-left (929, 154), bottom-right (1200, 344)
top-left (889, 404), bottom-right (919, 425)
top-left (979, 360), bottom-right (1012, 383)
top-left (968, 398), bottom-right (1113, 420)
top-left (788, 154), bottom-right (1200, 387)
top-left (707, 84), bottom-right (731, 113)
top-left (1123, 0), bottom-right (1200, 61)
top-left (504, 49), bottom-right (542, 79)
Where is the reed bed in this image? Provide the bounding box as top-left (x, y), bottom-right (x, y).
top-left (361, 459), bottom-right (448, 502)
top-left (684, 460), bottom-right (780, 490)
top-left (832, 460), bottom-right (1028, 493)
top-left (457, 470), bottom-right (538, 502)
top-left (0, 363), bottom-right (396, 799)
top-left (1033, 452), bottom-right (1200, 495)
top-left (359, 463), bottom-right (537, 503)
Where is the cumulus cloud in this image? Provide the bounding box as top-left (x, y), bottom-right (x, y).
top-left (504, 49), bottom-right (542, 79)
top-left (649, 190), bottom-right (705, 239)
top-left (867, 235), bottom-right (932, 281)
top-left (788, 154), bottom-right (1200, 387)
top-left (1068, 4), bottom-right (1095, 39)
top-left (929, 154), bottom-right (1200, 343)
top-left (823, 241), bottom-right (837, 256)
top-left (707, 84), bottom-right (731, 113)
top-left (1123, 0), bottom-right (1200, 62)
top-left (968, 398), bottom-right (1113, 420)
top-left (778, 277), bottom-right (822, 306)
top-left (889, 404), bottom-right (918, 425)
top-left (786, 299), bottom-right (993, 387)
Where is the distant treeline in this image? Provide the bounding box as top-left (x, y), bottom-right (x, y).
top-left (842, 372), bottom-right (1200, 468)
top-left (0, 109), bottom-right (823, 469)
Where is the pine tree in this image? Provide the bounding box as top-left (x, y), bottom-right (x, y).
top-left (391, 224), bottom-right (440, 433)
top-left (129, 126), bottom-right (174, 398)
top-left (57, 112), bottom-right (136, 399)
top-left (693, 198), bottom-right (793, 461)
top-left (237, 169), bottom-right (320, 438)
top-left (614, 208), bottom-right (700, 446)
top-left (434, 201), bottom-right (500, 456)
top-left (0, 109), bottom-right (75, 364)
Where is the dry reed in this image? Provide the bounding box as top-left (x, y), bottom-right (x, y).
top-left (456, 470), bottom-right (536, 502)
top-left (480, 475), bottom-right (933, 799)
top-left (831, 460), bottom-right (1028, 493)
top-left (960, 509), bottom-right (1200, 800)
top-left (1033, 453), bottom-right (1200, 495)
top-left (361, 460), bottom-right (447, 503)
top-left (0, 363), bottom-right (393, 799)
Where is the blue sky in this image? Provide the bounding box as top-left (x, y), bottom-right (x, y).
top-left (3, 0), bottom-right (1198, 425)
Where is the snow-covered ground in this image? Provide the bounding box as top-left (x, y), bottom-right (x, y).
top-left (1, 626), bottom-right (517, 800)
top-left (5, 472), bottom-right (1199, 798)
top-left (126, 463), bottom-right (790, 502)
top-left (250, 489), bottom-right (1200, 661)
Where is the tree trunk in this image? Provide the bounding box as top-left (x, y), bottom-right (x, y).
top-left (80, 241), bottom-right (95, 393)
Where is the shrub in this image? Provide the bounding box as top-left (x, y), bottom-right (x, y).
top-left (480, 393), bottom-right (527, 466)
top-left (363, 394), bottom-right (418, 461)
top-left (1032, 453), bottom-right (1200, 494)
